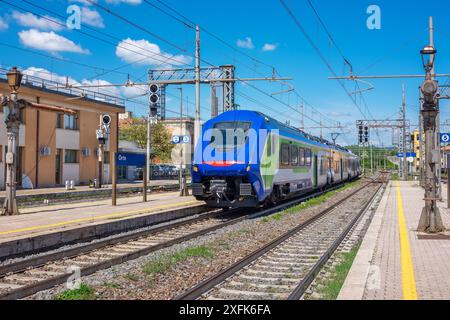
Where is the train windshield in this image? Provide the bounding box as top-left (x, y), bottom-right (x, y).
top-left (211, 121), bottom-right (252, 150)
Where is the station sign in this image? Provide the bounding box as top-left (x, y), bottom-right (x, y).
top-left (440, 133), bottom-right (450, 143)
top-left (116, 152), bottom-right (146, 166)
top-left (396, 152), bottom-right (416, 158)
top-left (172, 135), bottom-right (190, 144)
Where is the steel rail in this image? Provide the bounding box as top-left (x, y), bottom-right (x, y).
top-left (287, 182), bottom-right (383, 299)
top-left (174, 178), bottom-right (381, 300)
top-left (0, 179), bottom-right (360, 300)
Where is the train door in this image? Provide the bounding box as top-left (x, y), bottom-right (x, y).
top-left (313, 155), bottom-right (318, 188)
top-left (340, 158), bottom-right (343, 181)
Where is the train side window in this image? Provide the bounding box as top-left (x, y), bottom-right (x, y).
top-left (305, 149), bottom-right (312, 166)
top-left (281, 143), bottom-right (290, 166)
top-left (299, 148), bottom-right (305, 166)
top-left (290, 145), bottom-right (299, 166)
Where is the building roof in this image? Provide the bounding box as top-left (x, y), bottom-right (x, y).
top-left (0, 68), bottom-right (125, 109)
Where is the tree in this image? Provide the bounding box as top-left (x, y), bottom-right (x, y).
top-left (120, 118), bottom-right (173, 162)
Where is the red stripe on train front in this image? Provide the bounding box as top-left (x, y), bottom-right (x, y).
top-left (202, 161), bottom-right (245, 167)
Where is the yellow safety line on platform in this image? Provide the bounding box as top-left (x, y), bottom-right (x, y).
top-left (0, 200), bottom-right (199, 236)
top-left (396, 181), bottom-right (418, 300)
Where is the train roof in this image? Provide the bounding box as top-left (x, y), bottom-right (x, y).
top-left (209, 110), bottom-right (355, 156)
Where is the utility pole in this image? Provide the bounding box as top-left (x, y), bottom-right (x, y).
top-left (417, 16), bottom-right (445, 233)
top-left (1, 67), bottom-right (23, 215)
top-left (402, 83), bottom-right (407, 180)
top-left (146, 108), bottom-right (152, 183)
top-left (194, 25), bottom-right (201, 150)
top-left (419, 96), bottom-right (424, 187)
top-left (429, 16), bottom-right (442, 198)
top-left (177, 87), bottom-right (188, 196)
top-left (319, 119), bottom-right (323, 139)
top-left (96, 115), bottom-right (111, 189)
top-left (370, 143), bottom-right (373, 174)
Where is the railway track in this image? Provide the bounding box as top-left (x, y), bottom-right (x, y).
top-left (0, 179), bottom-right (362, 300)
top-left (175, 178), bottom-right (384, 300)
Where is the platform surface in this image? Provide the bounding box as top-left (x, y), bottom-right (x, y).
top-left (0, 191), bottom-right (200, 243)
top-left (0, 180), bottom-right (178, 198)
top-left (339, 180), bottom-right (450, 300)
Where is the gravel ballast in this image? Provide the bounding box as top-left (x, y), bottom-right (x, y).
top-left (27, 180), bottom-right (368, 300)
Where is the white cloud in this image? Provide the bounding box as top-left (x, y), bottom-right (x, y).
top-left (23, 66), bottom-right (123, 97)
top-left (18, 29), bottom-right (90, 54)
top-left (237, 37), bottom-right (254, 49)
top-left (81, 7), bottom-right (104, 28)
top-left (262, 43), bottom-right (277, 52)
top-left (106, 0), bottom-right (142, 5)
top-left (0, 17), bottom-right (8, 31)
top-left (12, 11), bottom-right (63, 31)
top-left (121, 85), bottom-right (147, 98)
top-left (22, 67), bottom-right (77, 84)
top-left (81, 79), bottom-right (120, 96)
top-left (116, 38), bottom-right (192, 66)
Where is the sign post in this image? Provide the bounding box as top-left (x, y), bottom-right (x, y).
top-left (172, 135), bottom-right (190, 196)
top-left (112, 151), bottom-right (117, 206)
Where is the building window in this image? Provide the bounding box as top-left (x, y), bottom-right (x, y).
top-left (64, 113), bottom-right (78, 130)
top-left (56, 114), bottom-right (63, 128)
top-left (65, 150), bottom-right (79, 163)
top-left (0, 145), bottom-right (2, 163)
top-left (281, 143), bottom-right (290, 166)
top-left (290, 145), bottom-right (298, 166)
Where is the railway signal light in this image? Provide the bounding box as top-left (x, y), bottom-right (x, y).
top-left (149, 83), bottom-right (160, 105)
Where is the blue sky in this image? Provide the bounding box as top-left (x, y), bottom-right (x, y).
top-left (0, 0), bottom-right (449, 146)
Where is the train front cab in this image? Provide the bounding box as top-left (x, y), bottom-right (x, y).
top-left (191, 113), bottom-right (266, 208)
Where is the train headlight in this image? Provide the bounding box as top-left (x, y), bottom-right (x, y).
top-left (193, 165), bottom-right (199, 172)
top-left (246, 165), bottom-right (251, 172)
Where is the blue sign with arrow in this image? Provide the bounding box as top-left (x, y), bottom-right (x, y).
top-left (172, 135), bottom-right (190, 144)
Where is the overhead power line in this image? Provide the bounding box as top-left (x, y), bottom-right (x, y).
top-left (279, 0), bottom-right (368, 119)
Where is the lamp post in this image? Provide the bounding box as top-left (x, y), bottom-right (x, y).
top-left (1, 67), bottom-right (23, 216)
top-left (417, 45), bottom-right (445, 233)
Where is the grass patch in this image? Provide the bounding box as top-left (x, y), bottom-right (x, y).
top-left (54, 283), bottom-right (96, 300)
top-left (142, 245), bottom-right (215, 276)
top-left (315, 244), bottom-right (360, 300)
top-left (123, 272), bottom-right (139, 282)
top-left (102, 281), bottom-right (121, 289)
top-left (262, 180), bottom-right (360, 223)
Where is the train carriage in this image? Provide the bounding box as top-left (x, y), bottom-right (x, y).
top-left (191, 110), bottom-right (360, 208)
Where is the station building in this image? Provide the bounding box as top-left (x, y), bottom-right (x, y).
top-left (0, 68), bottom-right (124, 190)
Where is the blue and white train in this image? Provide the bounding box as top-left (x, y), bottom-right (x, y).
top-left (191, 110), bottom-right (361, 208)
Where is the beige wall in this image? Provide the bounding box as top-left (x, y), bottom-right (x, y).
top-left (0, 82), bottom-right (122, 188)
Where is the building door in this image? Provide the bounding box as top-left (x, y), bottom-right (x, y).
top-left (55, 149), bottom-right (62, 185)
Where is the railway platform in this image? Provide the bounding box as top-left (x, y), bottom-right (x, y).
top-left (0, 191), bottom-right (203, 259)
top-left (339, 180), bottom-right (450, 300)
top-left (0, 180), bottom-right (181, 208)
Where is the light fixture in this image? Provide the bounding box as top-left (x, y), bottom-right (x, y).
top-left (420, 45), bottom-right (437, 71)
top-left (6, 67), bottom-right (23, 93)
